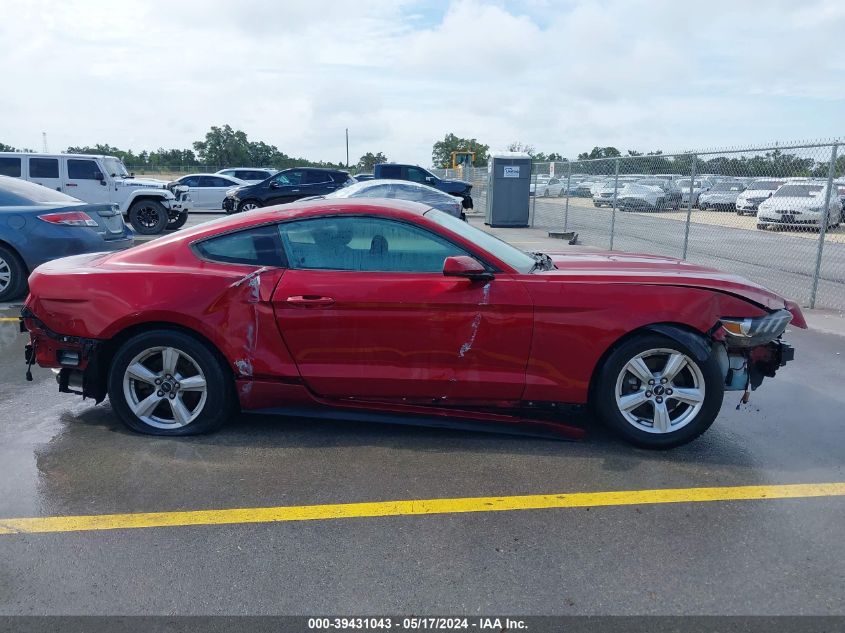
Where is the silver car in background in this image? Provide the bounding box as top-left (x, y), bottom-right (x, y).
top-left (698, 182), bottom-right (747, 211)
top-left (322, 179), bottom-right (465, 219)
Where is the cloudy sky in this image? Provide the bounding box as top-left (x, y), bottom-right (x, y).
top-left (1, 0), bottom-right (844, 165)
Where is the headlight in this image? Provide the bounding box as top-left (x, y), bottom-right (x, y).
top-left (226, 188), bottom-right (238, 197)
top-left (720, 310), bottom-right (792, 347)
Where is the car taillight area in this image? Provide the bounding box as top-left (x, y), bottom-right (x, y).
top-left (37, 211), bottom-right (99, 227)
top-left (20, 307), bottom-right (98, 373)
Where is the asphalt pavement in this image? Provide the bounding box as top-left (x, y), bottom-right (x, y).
top-left (0, 213), bottom-right (844, 616)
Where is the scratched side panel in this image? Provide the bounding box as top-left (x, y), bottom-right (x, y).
top-left (520, 280), bottom-right (769, 403)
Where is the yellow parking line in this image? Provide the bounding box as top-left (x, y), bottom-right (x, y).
top-left (0, 317), bottom-right (20, 322)
top-left (1, 482), bottom-right (843, 535)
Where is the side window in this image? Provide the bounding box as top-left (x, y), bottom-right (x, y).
top-left (406, 167), bottom-right (429, 183)
top-left (30, 158), bottom-right (59, 178)
top-left (357, 184), bottom-right (394, 198)
top-left (194, 224), bottom-right (286, 267)
top-left (198, 176), bottom-right (232, 187)
top-left (0, 157), bottom-right (22, 177)
top-left (304, 171), bottom-right (331, 185)
top-left (277, 216), bottom-right (472, 273)
top-left (67, 159), bottom-right (100, 180)
top-left (379, 165), bottom-right (401, 179)
top-left (180, 176), bottom-right (202, 187)
top-left (273, 171), bottom-right (303, 186)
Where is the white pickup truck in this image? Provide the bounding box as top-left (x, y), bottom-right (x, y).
top-left (0, 152), bottom-right (192, 234)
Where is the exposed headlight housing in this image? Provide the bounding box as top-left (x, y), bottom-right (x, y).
top-left (720, 309), bottom-right (792, 347)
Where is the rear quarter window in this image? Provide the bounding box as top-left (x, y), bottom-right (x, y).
top-left (0, 157), bottom-right (22, 177)
top-left (194, 224), bottom-right (287, 267)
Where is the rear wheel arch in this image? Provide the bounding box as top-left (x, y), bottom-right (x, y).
top-left (89, 321), bottom-right (236, 404)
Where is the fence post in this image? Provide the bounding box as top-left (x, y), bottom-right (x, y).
top-left (809, 143), bottom-right (838, 309)
top-left (681, 154), bottom-right (697, 259)
top-left (530, 162), bottom-right (537, 227)
top-left (563, 161), bottom-right (572, 232)
top-left (609, 158), bottom-right (620, 250)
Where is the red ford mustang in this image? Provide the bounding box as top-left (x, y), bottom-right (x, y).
top-left (21, 199), bottom-right (805, 448)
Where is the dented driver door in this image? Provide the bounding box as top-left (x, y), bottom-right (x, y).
top-left (269, 215), bottom-right (533, 403)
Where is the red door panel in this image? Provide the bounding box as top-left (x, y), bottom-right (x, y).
top-left (271, 270), bottom-right (533, 401)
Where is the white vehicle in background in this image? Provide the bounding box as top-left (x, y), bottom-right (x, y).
top-left (617, 183), bottom-right (667, 211)
top-left (592, 178), bottom-right (638, 207)
top-left (529, 175), bottom-right (551, 196)
top-left (676, 177), bottom-right (714, 208)
top-left (0, 152), bottom-right (192, 234)
top-left (757, 181), bottom-right (842, 231)
top-left (534, 176), bottom-right (568, 197)
top-left (215, 168), bottom-right (278, 184)
top-left (172, 173), bottom-right (247, 210)
top-left (735, 179), bottom-right (786, 215)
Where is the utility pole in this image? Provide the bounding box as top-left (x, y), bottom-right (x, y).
top-left (42, 132), bottom-right (48, 153)
top-left (345, 128), bottom-right (349, 168)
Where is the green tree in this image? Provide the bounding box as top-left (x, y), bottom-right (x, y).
top-left (0, 142), bottom-right (17, 152)
top-left (507, 141), bottom-right (536, 156)
top-left (357, 151), bottom-right (388, 171)
top-left (577, 146), bottom-right (622, 160)
top-left (432, 133), bottom-right (489, 168)
top-left (193, 124), bottom-right (252, 167)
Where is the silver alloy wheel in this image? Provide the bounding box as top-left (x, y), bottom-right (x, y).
top-left (241, 202), bottom-right (259, 211)
top-left (614, 347), bottom-right (706, 434)
top-left (122, 346), bottom-right (208, 429)
top-left (0, 256), bottom-right (10, 292)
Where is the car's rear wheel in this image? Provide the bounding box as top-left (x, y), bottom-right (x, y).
top-left (0, 244), bottom-right (27, 302)
top-left (237, 200), bottom-right (261, 213)
top-left (594, 334), bottom-right (724, 449)
top-left (128, 200), bottom-right (169, 235)
top-left (108, 330), bottom-right (234, 435)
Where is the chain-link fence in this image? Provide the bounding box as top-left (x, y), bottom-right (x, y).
top-left (446, 141), bottom-right (844, 310)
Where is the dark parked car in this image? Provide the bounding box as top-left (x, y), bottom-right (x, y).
top-left (637, 178), bottom-right (682, 209)
top-left (223, 168), bottom-right (354, 213)
top-left (0, 176), bottom-right (133, 301)
top-left (373, 163), bottom-right (473, 209)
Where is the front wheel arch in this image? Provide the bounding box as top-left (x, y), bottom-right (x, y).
top-left (587, 322), bottom-right (712, 405)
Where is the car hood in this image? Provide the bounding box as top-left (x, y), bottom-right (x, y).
top-left (738, 190), bottom-right (773, 200)
top-left (544, 250), bottom-right (790, 311)
top-left (760, 197), bottom-right (825, 211)
top-left (115, 176), bottom-right (169, 189)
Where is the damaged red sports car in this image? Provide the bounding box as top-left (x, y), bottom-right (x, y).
top-left (21, 199), bottom-right (805, 448)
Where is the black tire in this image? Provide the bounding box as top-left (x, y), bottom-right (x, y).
top-left (107, 329), bottom-right (235, 436)
top-left (128, 199), bottom-right (169, 235)
top-left (757, 223), bottom-right (767, 230)
top-left (237, 199), bottom-right (261, 213)
top-left (0, 244), bottom-right (27, 302)
top-left (593, 333), bottom-right (724, 449)
top-left (166, 210), bottom-right (188, 230)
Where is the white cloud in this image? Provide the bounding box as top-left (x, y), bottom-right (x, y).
top-left (0, 0), bottom-right (843, 165)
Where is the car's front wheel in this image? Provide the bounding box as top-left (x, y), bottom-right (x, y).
top-left (108, 330), bottom-right (235, 435)
top-left (594, 333), bottom-right (724, 449)
top-left (128, 200), bottom-right (169, 234)
top-left (166, 210), bottom-right (188, 230)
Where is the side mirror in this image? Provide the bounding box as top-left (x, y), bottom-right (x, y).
top-left (270, 181), bottom-right (281, 189)
top-left (94, 171), bottom-right (105, 183)
top-left (443, 256), bottom-right (493, 281)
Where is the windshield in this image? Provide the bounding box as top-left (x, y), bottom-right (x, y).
top-left (0, 176), bottom-right (82, 205)
top-left (773, 184), bottom-right (824, 198)
top-left (750, 180), bottom-right (785, 191)
top-left (711, 182), bottom-right (744, 192)
top-left (102, 157), bottom-right (129, 177)
top-left (424, 209), bottom-right (537, 273)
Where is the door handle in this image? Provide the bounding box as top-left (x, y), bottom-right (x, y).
top-left (291, 189), bottom-right (300, 193)
top-left (286, 295), bottom-right (335, 307)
